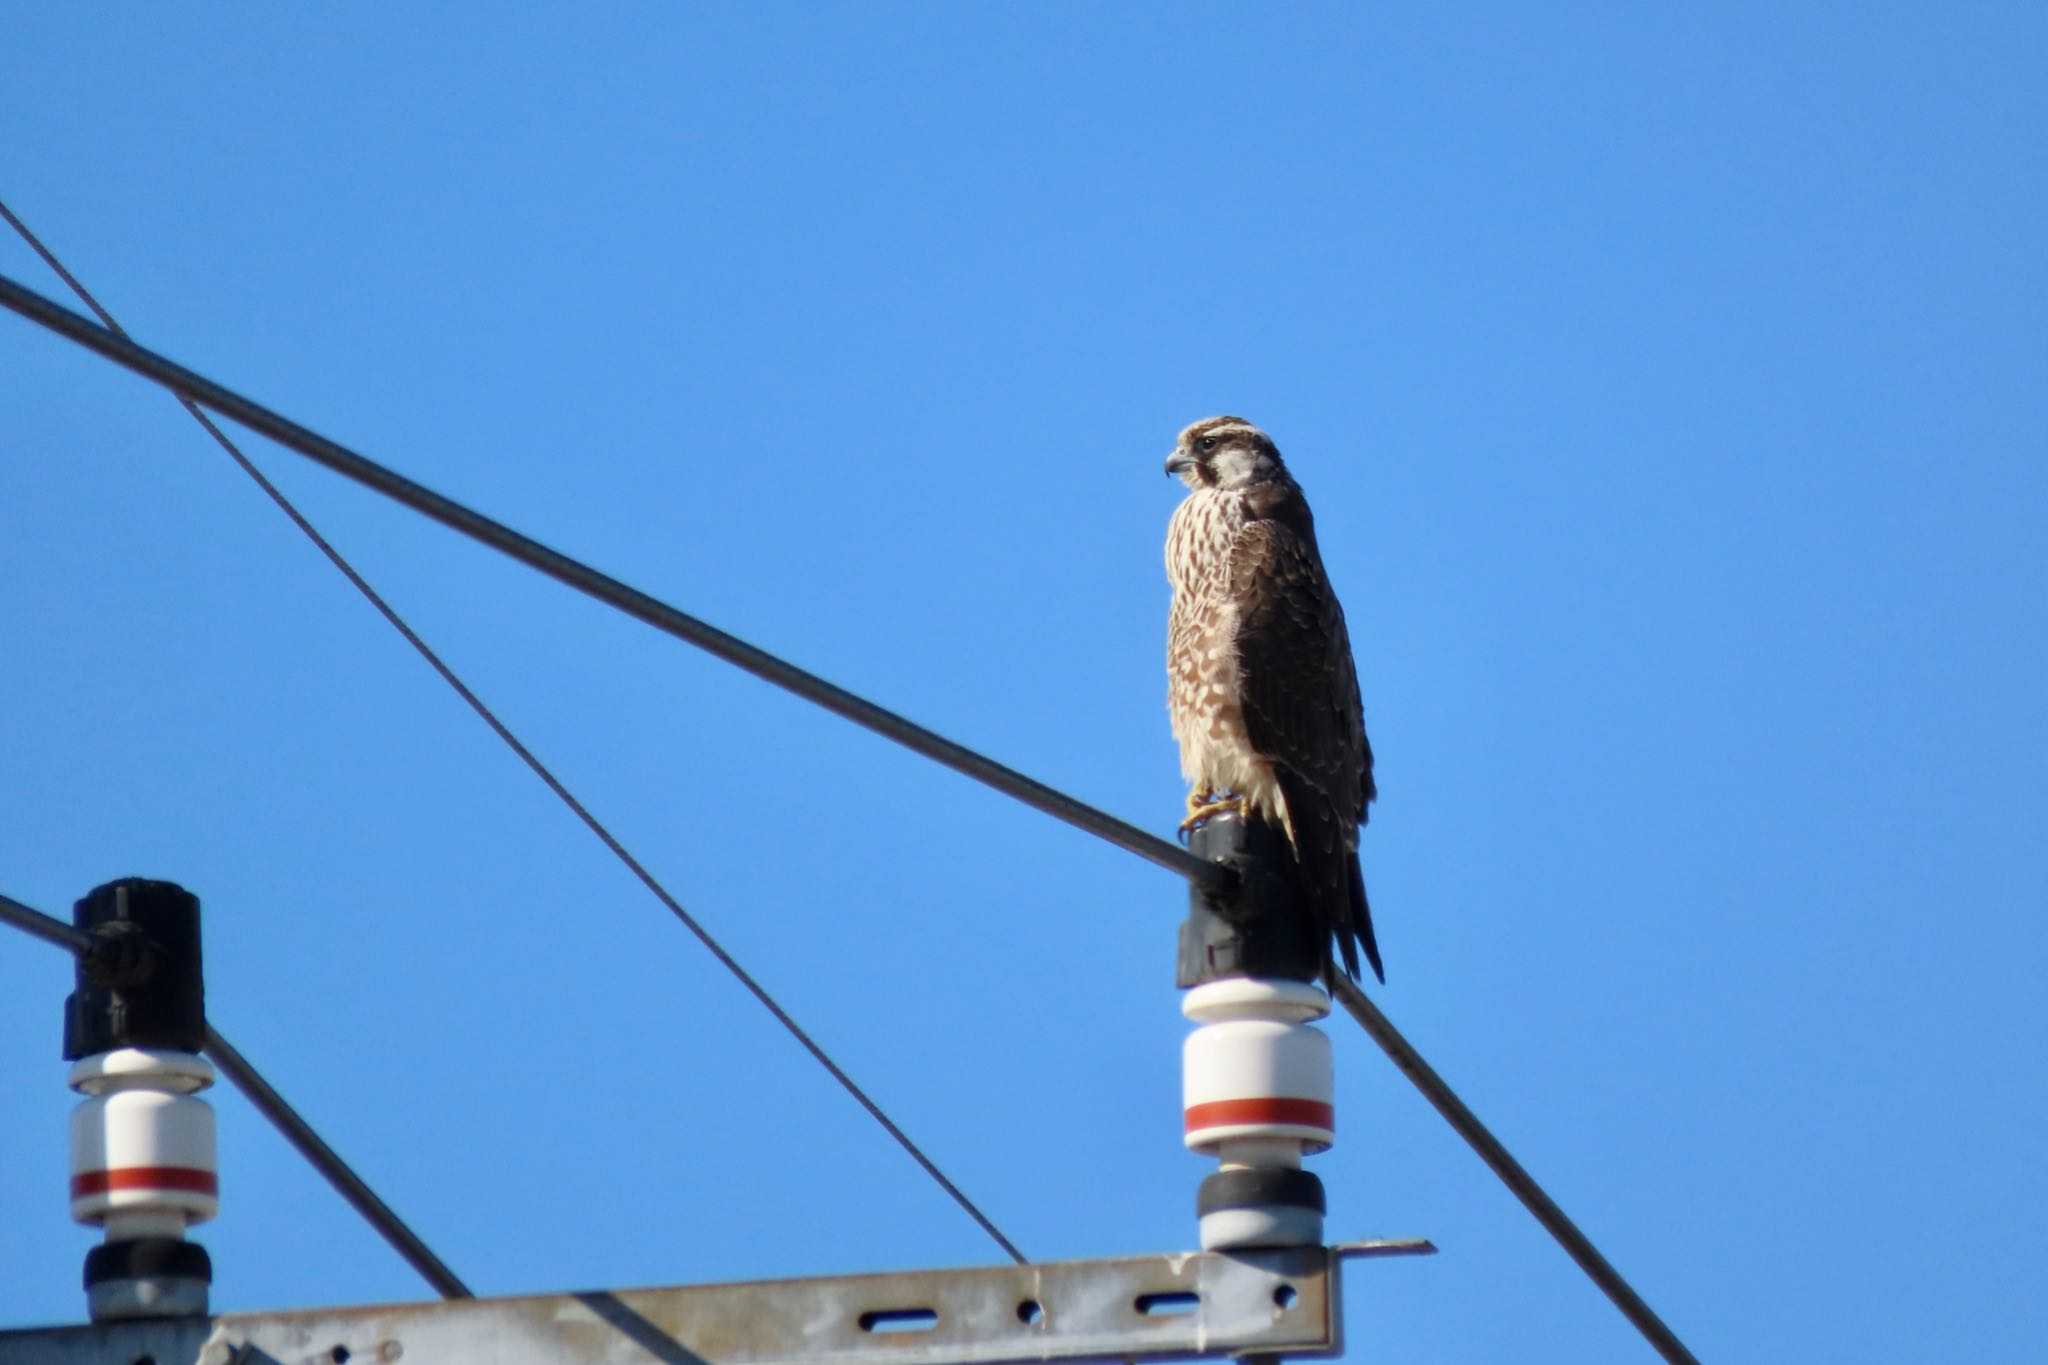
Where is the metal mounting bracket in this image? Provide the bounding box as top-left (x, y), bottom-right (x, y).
top-left (0, 1240), bottom-right (1434, 1365)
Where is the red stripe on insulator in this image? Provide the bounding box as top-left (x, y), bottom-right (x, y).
top-left (70, 1167), bottom-right (218, 1197)
top-left (1184, 1098), bottom-right (1334, 1132)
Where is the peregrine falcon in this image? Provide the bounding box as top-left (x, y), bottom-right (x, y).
top-left (1165, 416), bottom-right (1382, 982)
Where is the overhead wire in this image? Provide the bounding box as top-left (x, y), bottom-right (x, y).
top-left (0, 890), bottom-right (473, 1300)
top-left (0, 266), bottom-right (1698, 1360)
top-left (0, 208), bottom-right (1026, 1266)
top-left (0, 267), bottom-right (1225, 899)
top-left (202, 1026), bottom-right (474, 1298)
top-left (1325, 969), bottom-right (1699, 1365)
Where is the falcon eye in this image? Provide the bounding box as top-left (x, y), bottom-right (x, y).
top-left (1197, 436), bottom-right (1218, 453)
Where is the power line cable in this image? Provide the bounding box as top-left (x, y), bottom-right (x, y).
top-left (0, 890), bottom-right (473, 1300)
top-left (199, 1026), bottom-right (474, 1298)
top-left (1325, 969), bottom-right (1699, 1365)
top-left (0, 266), bottom-right (1226, 899)
top-left (0, 208), bottom-right (1026, 1266)
top-left (0, 893), bottom-right (95, 956)
top-left (0, 267), bottom-right (1698, 1360)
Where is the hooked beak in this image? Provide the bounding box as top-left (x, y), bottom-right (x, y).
top-left (1165, 448), bottom-right (1195, 476)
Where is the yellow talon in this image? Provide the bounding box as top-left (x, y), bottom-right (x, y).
top-left (1179, 792), bottom-right (1249, 835)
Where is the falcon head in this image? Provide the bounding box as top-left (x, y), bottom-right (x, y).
top-left (1166, 416), bottom-right (1285, 491)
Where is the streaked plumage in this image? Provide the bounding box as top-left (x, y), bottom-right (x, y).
top-left (1164, 416), bottom-right (1382, 982)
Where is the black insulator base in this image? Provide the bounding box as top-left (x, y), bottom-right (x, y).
top-left (64, 878), bottom-right (206, 1059)
top-left (1197, 1167), bottom-right (1327, 1218)
top-left (1177, 811), bottom-right (1323, 987)
top-left (83, 1237), bottom-right (212, 1290)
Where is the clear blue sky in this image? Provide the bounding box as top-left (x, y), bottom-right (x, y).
top-left (3, 6), bottom-right (2043, 1360)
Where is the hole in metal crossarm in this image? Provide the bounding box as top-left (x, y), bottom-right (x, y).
top-left (859, 1308), bottom-right (938, 1333)
top-left (1273, 1284), bottom-right (1299, 1309)
top-left (1016, 1299), bottom-right (1043, 1325)
top-left (331, 1348), bottom-right (352, 1364)
top-left (1134, 1292), bottom-right (1200, 1317)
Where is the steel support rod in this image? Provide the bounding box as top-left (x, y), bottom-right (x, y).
top-left (0, 273), bottom-right (1229, 897)
top-left (1325, 969), bottom-right (1698, 1365)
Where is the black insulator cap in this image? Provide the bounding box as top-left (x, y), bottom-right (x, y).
top-left (64, 879), bottom-right (206, 1059)
top-left (1197, 1167), bottom-right (1327, 1217)
top-left (1177, 811), bottom-right (1323, 987)
top-left (83, 1237), bottom-right (213, 1289)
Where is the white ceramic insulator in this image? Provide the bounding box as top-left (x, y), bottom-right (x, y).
top-left (103, 1208), bottom-right (190, 1241)
top-left (69, 1048), bottom-right (215, 1097)
top-left (1215, 1137), bottom-right (1306, 1170)
top-left (1182, 979), bottom-right (1334, 1156)
top-left (1183, 977), bottom-right (1331, 1025)
top-left (69, 1049), bottom-right (218, 1227)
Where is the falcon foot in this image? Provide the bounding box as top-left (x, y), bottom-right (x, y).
top-left (1180, 792), bottom-right (1249, 836)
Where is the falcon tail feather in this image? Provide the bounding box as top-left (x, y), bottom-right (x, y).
top-left (1274, 769), bottom-right (1385, 984)
top-left (1346, 852), bottom-right (1385, 984)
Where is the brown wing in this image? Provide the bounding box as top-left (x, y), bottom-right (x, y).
top-left (1229, 507), bottom-right (1382, 980)
top-left (1228, 515), bottom-right (1373, 825)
